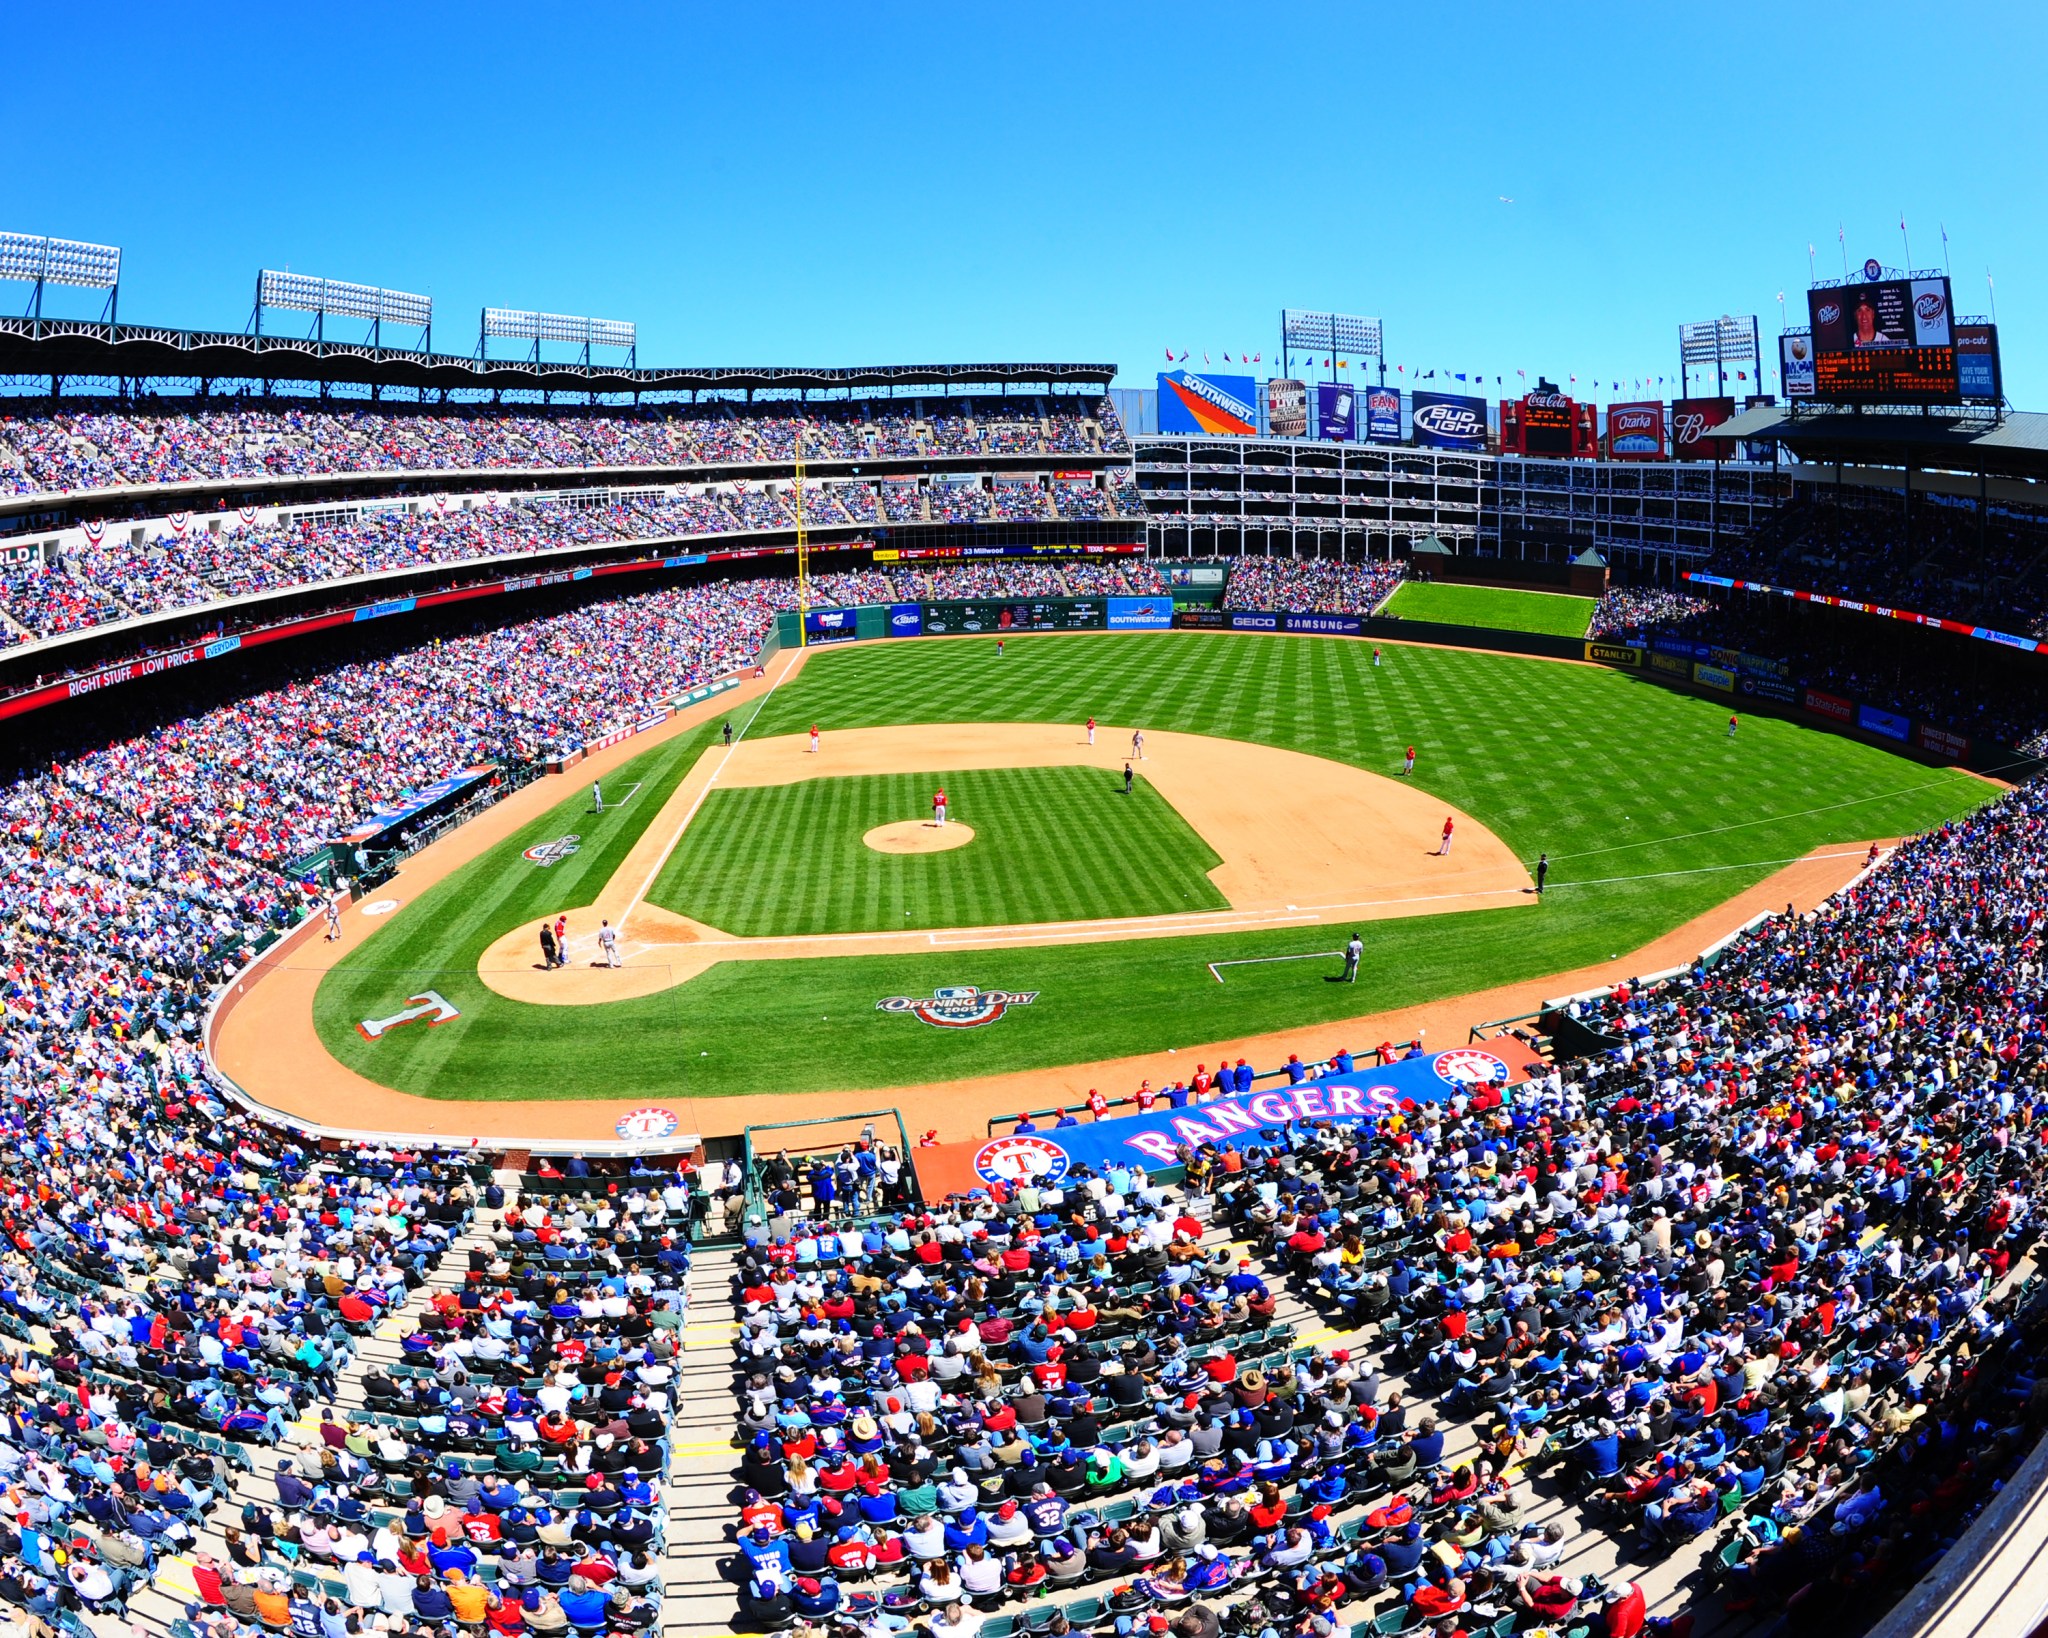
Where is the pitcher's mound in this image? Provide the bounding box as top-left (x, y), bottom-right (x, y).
top-left (865, 820), bottom-right (975, 854)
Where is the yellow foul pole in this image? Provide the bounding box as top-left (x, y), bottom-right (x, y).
top-left (794, 424), bottom-right (810, 647)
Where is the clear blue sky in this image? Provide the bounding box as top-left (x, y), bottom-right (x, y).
top-left (12, 2), bottom-right (2042, 402)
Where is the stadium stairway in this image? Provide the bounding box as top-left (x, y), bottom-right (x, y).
top-left (662, 1242), bottom-right (743, 1637)
top-left (112, 1175), bottom-right (526, 1638)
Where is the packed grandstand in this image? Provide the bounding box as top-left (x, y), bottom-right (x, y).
top-left (0, 323), bottom-right (2044, 1638)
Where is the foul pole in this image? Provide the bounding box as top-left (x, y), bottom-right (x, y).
top-left (794, 424), bottom-right (811, 647)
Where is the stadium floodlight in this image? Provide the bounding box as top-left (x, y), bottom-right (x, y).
top-left (1, 231), bottom-right (122, 329)
top-left (257, 270), bottom-right (433, 330)
top-left (482, 308), bottom-right (637, 352)
top-left (0, 231), bottom-right (122, 291)
top-left (1281, 309), bottom-right (1383, 360)
top-left (1678, 315), bottom-right (1758, 366)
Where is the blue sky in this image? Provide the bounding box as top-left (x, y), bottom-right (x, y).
top-left (11, 2), bottom-right (2043, 402)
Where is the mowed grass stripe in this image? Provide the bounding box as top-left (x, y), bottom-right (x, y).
top-left (1383, 580), bottom-right (1597, 637)
top-left (647, 765), bottom-right (1225, 936)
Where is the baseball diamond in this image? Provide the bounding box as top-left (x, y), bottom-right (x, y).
top-left (246, 630), bottom-right (1990, 1113)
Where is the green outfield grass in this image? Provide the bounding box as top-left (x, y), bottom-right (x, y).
top-left (648, 766), bottom-right (1225, 935)
top-left (312, 632), bottom-right (1988, 1101)
top-left (1383, 580), bottom-right (1597, 637)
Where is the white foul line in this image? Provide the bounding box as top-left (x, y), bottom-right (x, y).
top-left (622, 654), bottom-right (801, 921)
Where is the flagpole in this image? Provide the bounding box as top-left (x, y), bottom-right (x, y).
top-left (1899, 214), bottom-right (1912, 269)
top-left (1940, 223), bottom-right (1951, 281)
top-left (1988, 269), bottom-right (1997, 326)
top-left (1838, 224), bottom-right (1848, 278)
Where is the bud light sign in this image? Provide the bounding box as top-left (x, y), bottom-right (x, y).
top-left (1410, 390), bottom-right (1486, 450)
top-left (888, 603), bottom-right (923, 637)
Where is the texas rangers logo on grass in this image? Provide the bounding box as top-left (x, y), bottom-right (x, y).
top-left (523, 834), bottom-right (581, 867)
top-left (1430, 1048), bottom-right (1511, 1087)
top-left (973, 1134), bottom-right (1070, 1188)
top-left (615, 1107), bottom-right (680, 1140)
top-left (875, 985), bottom-right (1039, 1028)
top-left (358, 991), bottom-right (461, 1040)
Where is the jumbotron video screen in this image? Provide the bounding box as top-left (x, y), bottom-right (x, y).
top-left (1807, 272), bottom-right (1958, 402)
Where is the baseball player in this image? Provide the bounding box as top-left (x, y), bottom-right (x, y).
top-left (1373, 646), bottom-right (1383, 668)
top-left (809, 724), bottom-right (820, 755)
top-left (592, 779), bottom-right (603, 813)
top-left (598, 919), bottom-right (620, 968)
top-left (1535, 852), bottom-right (1550, 895)
top-left (1437, 816), bottom-right (1455, 856)
top-left (1727, 713), bottom-right (1739, 738)
top-left (324, 898), bottom-right (342, 942)
top-left (1123, 763), bottom-right (1134, 796)
top-left (554, 914), bottom-right (567, 966)
top-left (723, 720), bottom-right (733, 746)
top-left (1131, 729), bottom-right (1145, 761)
top-left (1402, 745), bottom-right (1416, 777)
top-left (933, 786), bottom-right (948, 827)
top-left (995, 639), bottom-right (1005, 659)
top-left (1086, 716), bottom-right (1096, 747)
top-left (1341, 932), bottom-right (1363, 982)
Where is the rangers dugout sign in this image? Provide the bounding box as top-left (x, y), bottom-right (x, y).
top-left (968, 1047), bottom-right (1510, 1182)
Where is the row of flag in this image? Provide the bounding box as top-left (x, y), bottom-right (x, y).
top-left (1167, 348), bottom-right (1766, 393)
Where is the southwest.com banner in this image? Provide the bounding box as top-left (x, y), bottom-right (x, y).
top-left (1107, 596), bottom-right (1175, 629)
top-left (1158, 370), bottom-right (1258, 436)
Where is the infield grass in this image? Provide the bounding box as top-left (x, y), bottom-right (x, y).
top-left (1383, 581), bottom-right (1597, 637)
top-left (313, 632), bottom-right (1989, 1100)
top-left (648, 767), bottom-right (1225, 935)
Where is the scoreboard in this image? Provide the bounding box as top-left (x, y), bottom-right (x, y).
top-left (1806, 274), bottom-right (1958, 403)
top-left (920, 600), bottom-right (1104, 634)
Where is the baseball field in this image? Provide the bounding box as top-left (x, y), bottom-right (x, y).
top-left (278, 630), bottom-right (1990, 1117)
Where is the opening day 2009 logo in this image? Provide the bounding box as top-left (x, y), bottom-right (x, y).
top-left (523, 834), bottom-right (581, 867)
top-left (875, 985), bottom-right (1039, 1028)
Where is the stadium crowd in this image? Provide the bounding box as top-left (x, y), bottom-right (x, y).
top-left (1587, 589), bottom-right (1717, 641)
top-left (1706, 494), bottom-right (2048, 640)
top-left (723, 773), bottom-right (2048, 1638)
top-left (0, 399), bottom-right (1129, 499)
top-left (0, 477), bottom-right (1142, 647)
top-left (1224, 559), bottom-right (1407, 614)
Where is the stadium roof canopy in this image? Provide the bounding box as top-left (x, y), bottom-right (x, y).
top-left (1718, 404), bottom-right (2048, 484)
top-left (0, 317), bottom-right (1115, 395)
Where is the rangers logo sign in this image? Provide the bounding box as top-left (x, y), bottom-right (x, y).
top-left (615, 1107), bottom-right (680, 1141)
top-left (876, 985), bottom-right (1039, 1028)
top-left (1430, 1048), bottom-right (1511, 1087)
top-left (972, 1134), bottom-right (1070, 1187)
top-left (523, 834), bottom-right (581, 867)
